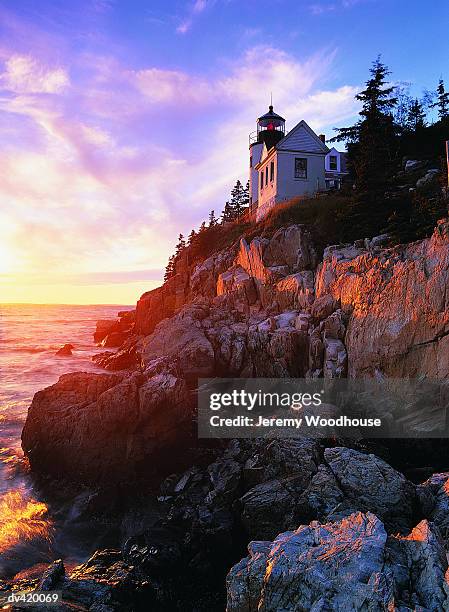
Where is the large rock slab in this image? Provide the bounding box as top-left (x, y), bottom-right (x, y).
top-left (263, 224), bottom-right (317, 271)
top-left (134, 274), bottom-right (187, 336)
top-left (245, 325), bottom-right (309, 377)
top-left (273, 271), bottom-right (315, 311)
top-left (418, 472), bottom-right (449, 540)
top-left (227, 512), bottom-right (449, 611)
top-left (140, 301), bottom-right (215, 381)
top-left (190, 245), bottom-right (237, 298)
top-left (22, 371), bottom-right (192, 485)
top-left (324, 447), bottom-right (416, 532)
top-left (227, 512), bottom-right (392, 611)
top-left (315, 220), bottom-right (449, 377)
top-left (236, 225), bottom-right (316, 286)
top-left (216, 265), bottom-right (258, 310)
top-left (236, 237), bottom-right (272, 283)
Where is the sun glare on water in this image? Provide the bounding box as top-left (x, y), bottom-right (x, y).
top-left (0, 491), bottom-right (51, 554)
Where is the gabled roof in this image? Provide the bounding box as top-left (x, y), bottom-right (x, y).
top-left (326, 146), bottom-right (346, 157)
top-left (276, 120), bottom-right (329, 154)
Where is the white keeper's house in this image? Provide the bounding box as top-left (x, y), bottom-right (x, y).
top-left (249, 105), bottom-right (348, 221)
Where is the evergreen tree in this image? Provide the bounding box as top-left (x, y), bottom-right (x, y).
top-left (230, 180), bottom-right (244, 219)
top-left (406, 98), bottom-right (426, 132)
top-left (421, 89), bottom-right (435, 115)
top-left (187, 229), bottom-right (197, 246)
top-left (331, 57), bottom-right (398, 193)
top-left (228, 179), bottom-right (250, 220)
top-left (175, 233), bottom-right (186, 256)
top-left (186, 228), bottom-right (198, 260)
top-left (191, 220), bottom-right (208, 259)
top-left (164, 254), bottom-right (175, 282)
top-left (243, 180), bottom-right (250, 206)
top-left (208, 210), bottom-right (218, 227)
top-left (394, 83), bottom-right (412, 132)
top-left (221, 201), bottom-right (233, 223)
top-left (431, 78), bottom-right (449, 121)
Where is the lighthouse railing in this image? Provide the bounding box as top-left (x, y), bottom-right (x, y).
top-left (249, 131), bottom-right (258, 146)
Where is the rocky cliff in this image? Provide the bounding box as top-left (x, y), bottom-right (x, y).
top-left (16, 217), bottom-right (449, 610)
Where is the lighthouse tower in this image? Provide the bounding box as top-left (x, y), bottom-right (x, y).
top-left (249, 104), bottom-right (286, 210)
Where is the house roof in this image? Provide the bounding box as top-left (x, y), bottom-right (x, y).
top-left (326, 146), bottom-right (346, 156)
top-left (276, 120), bottom-right (329, 154)
top-left (254, 119), bottom-right (330, 170)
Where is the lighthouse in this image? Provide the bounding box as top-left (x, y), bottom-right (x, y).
top-left (249, 105), bottom-right (286, 211)
top-left (248, 105), bottom-right (332, 221)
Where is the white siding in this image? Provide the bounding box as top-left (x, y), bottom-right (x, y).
top-left (276, 151), bottom-right (325, 199)
top-left (325, 148), bottom-right (342, 172)
top-left (255, 119), bottom-right (328, 221)
top-left (256, 150), bottom-right (326, 221)
top-left (257, 154), bottom-right (277, 211)
top-left (249, 143), bottom-right (263, 205)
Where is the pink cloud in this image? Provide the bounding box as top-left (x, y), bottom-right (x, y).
top-left (176, 20), bottom-right (192, 34)
top-left (176, 0), bottom-right (216, 34)
top-left (0, 43), bottom-right (360, 290)
top-left (0, 55), bottom-right (70, 94)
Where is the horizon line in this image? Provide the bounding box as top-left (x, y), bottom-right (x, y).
top-left (0, 302), bottom-right (135, 307)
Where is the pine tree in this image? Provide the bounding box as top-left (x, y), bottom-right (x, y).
top-left (164, 254), bottom-right (175, 282)
top-left (431, 78), bottom-right (449, 121)
top-left (221, 201), bottom-right (233, 223)
top-left (406, 98), bottom-right (426, 132)
top-left (240, 180), bottom-right (250, 218)
top-left (230, 180), bottom-right (244, 219)
top-left (208, 210), bottom-right (218, 227)
top-left (331, 57), bottom-right (398, 193)
top-left (394, 82), bottom-right (412, 132)
top-left (228, 179), bottom-right (250, 220)
top-left (175, 233), bottom-right (186, 256)
top-left (187, 229), bottom-right (197, 246)
top-left (243, 180), bottom-right (250, 206)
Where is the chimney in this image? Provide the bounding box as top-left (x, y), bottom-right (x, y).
top-left (319, 134), bottom-right (326, 143)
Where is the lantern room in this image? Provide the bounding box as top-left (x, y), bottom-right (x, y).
top-left (254, 105), bottom-right (285, 149)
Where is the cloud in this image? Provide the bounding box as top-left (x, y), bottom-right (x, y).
top-left (0, 44), bottom-right (360, 298)
top-left (309, 4), bottom-right (336, 15)
top-left (0, 55), bottom-right (70, 94)
top-left (193, 0), bottom-right (208, 13)
top-left (176, 0), bottom-right (216, 34)
top-left (176, 20), bottom-right (192, 34)
top-left (134, 67), bottom-right (211, 103)
top-left (309, 0), bottom-right (367, 14)
top-left (133, 46), bottom-right (337, 110)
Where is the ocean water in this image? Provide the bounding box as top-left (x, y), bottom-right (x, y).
top-left (0, 303), bottom-right (131, 579)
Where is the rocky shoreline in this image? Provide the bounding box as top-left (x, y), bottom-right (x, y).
top-left (6, 218), bottom-right (449, 610)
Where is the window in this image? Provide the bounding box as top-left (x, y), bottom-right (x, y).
top-left (270, 161), bottom-right (274, 182)
top-left (295, 157), bottom-right (307, 179)
top-left (329, 155), bottom-right (337, 171)
top-left (265, 166), bottom-right (268, 186)
top-left (260, 171), bottom-right (263, 190)
top-left (250, 155), bottom-right (253, 168)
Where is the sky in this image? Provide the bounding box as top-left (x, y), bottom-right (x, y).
top-left (0, 0), bottom-right (448, 304)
